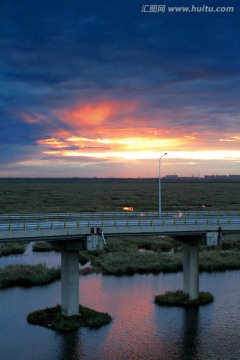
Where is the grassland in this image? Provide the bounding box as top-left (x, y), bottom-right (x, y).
top-left (0, 179), bottom-right (240, 213)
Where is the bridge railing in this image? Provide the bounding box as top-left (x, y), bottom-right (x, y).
top-left (1, 210), bottom-right (240, 222)
top-left (1, 217), bottom-right (240, 233)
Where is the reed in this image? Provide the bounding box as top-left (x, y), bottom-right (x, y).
top-left (80, 236), bottom-right (240, 275)
top-left (32, 241), bottom-right (58, 252)
top-left (0, 264), bottom-right (61, 288)
top-left (1, 180), bottom-right (240, 213)
top-left (0, 242), bottom-right (26, 257)
top-left (27, 304), bottom-right (112, 332)
top-left (155, 290), bottom-right (214, 307)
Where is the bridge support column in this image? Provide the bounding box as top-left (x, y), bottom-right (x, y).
top-left (183, 243), bottom-right (199, 300)
top-left (61, 250), bottom-right (80, 316)
top-left (51, 240), bottom-right (84, 316)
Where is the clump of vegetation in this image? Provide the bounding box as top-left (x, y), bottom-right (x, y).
top-left (32, 241), bottom-right (58, 252)
top-left (0, 264), bottom-right (61, 289)
top-left (155, 290), bottom-right (214, 307)
top-left (79, 252), bottom-right (91, 266)
top-left (79, 235), bottom-right (240, 275)
top-left (92, 251), bottom-right (183, 275)
top-left (83, 236), bottom-right (182, 275)
top-left (199, 249), bottom-right (240, 271)
top-left (70, 232), bottom-right (240, 275)
top-left (0, 242), bottom-right (26, 257)
top-left (27, 304), bottom-right (112, 332)
top-left (221, 238), bottom-right (240, 251)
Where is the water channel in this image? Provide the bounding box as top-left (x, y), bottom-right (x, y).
top-left (0, 244), bottom-right (239, 360)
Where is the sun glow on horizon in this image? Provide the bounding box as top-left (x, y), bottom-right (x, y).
top-left (19, 99), bottom-right (240, 177)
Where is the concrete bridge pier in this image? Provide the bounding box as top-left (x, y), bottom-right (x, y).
top-left (51, 232), bottom-right (104, 316)
top-left (61, 250), bottom-right (80, 316)
top-left (183, 243), bottom-right (199, 300)
top-left (51, 240), bottom-right (85, 316)
top-left (173, 235), bottom-right (203, 300)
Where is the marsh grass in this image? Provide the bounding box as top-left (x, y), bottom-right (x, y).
top-left (1, 180), bottom-right (240, 213)
top-left (92, 250), bottom-right (183, 275)
top-left (0, 242), bottom-right (26, 256)
top-left (32, 241), bottom-right (59, 252)
top-left (0, 264), bottom-right (61, 289)
top-left (155, 290), bottom-right (214, 307)
top-left (27, 304), bottom-right (112, 332)
top-left (199, 249), bottom-right (240, 271)
top-left (80, 236), bottom-right (240, 275)
top-left (82, 236), bottom-right (182, 275)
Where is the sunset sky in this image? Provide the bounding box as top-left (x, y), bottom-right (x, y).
top-left (1, 0), bottom-right (240, 178)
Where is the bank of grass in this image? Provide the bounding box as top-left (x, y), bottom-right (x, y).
top-left (199, 248), bottom-right (240, 271)
top-left (0, 242), bottom-right (26, 256)
top-left (29, 236), bottom-right (240, 276)
top-left (82, 236), bottom-right (182, 275)
top-left (91, 250), bottom-right (183, 275)
top-left (79, 236), bottom-right (240, 275)
top-left (0, 264), bottom-right (61, 289)
top-left (27, 304), bottom-right (112, 332)
top-left (155, 290), bottom-right (214, 307)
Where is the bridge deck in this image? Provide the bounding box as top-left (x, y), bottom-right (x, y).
top-left (0, 213), bottom-right (240, 242)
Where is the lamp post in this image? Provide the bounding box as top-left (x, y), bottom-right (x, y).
top-left (158, 152), bottom-right (167, 216)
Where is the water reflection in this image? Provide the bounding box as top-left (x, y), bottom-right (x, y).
top-left (0, 245), bottom-right (240, 359)
top-left (80, 274), bottom-right (184, 359)
top-left (57, 332), bottom-right (84, 360)
top-left (180, 307), bottom-right (200, 360)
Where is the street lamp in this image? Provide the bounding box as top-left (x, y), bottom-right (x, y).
top-left (158, 152), bottom-right (167, 216)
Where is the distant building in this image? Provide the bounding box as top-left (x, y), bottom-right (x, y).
top-left (204, 175), bottom-right (228, 179)
top-left (165, 175), bottom-right (179, 179)
top-left (161, 174), bottom-right (240, 183)
top-left (228, 175), bottom-right (240, 180)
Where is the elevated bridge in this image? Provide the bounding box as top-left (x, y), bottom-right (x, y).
top-left (1, 211), bottom-right (240, 242)
top-left (1, 211), bottom-right (240, 316)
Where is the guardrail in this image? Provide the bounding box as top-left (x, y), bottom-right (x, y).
top-left (1, 217), bottom-right (240, 232)
top-left (1, 210), bottom-right (240, 221)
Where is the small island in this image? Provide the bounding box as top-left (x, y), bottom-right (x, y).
top-left (155, 290), bottom-right (214, 307)
top-left (27, 304), bottom-right (112, 332)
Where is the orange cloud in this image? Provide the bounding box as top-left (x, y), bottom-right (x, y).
top-left (37, 138), bottom-right (67, 148)
top-left (21, 99), bottom-right (240, 168)
top-left (21, 112), bottom-right (47, 124)
top-left (52, 100), bottom-right (139, 132)
top-left (56, 103), bottom-right (112, 126)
